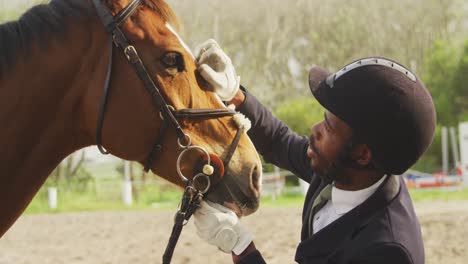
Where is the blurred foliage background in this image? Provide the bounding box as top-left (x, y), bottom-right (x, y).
top-left (0, 0), bottom-right (467, 211)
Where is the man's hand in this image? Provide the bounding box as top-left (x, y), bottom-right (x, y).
top-left (193, 201), bottom-right (252, 255)
top-left (195, 39), bottom-right (240, 101)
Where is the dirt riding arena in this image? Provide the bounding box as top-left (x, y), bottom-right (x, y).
top-left (1, 201), bottom-right (467, 264)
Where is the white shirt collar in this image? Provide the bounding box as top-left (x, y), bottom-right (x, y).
top-left (331, 175), bottom-right (388, 215)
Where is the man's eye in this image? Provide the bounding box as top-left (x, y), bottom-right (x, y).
top-left (161, 52), bottom-right (183, 70)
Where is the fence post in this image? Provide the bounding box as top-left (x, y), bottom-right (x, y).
top-left (459, 123), bottom-right (468, 187)
top-left (271, 167), bottom-right (280, 200)
top-left (299, 179), bottom-right (309, 195)
top-left (450, 127), bottom-right (460, 169)
top-left (442, 126), bottom-right (448, 175)
top-left (48, 187), bottom-right (58, 210)
top-left (122, 161), bottom-right (133, 205)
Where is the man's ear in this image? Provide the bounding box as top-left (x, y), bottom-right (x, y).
top-left (350, 144), bottom-right (373, 166)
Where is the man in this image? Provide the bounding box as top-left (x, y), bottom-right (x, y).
top-left (193, 40), bottom-right (436, 264)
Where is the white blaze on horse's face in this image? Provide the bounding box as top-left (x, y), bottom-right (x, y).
top-left (165, 23), bottom-right (195, 59)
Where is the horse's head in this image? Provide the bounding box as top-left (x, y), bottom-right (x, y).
top-left (83, 0), bottom-right (262, 216)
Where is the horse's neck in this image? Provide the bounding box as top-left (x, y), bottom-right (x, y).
top-left (0, 15), bottom-right (103, 237)
top-left (0, 31), bottom-right (91, 171)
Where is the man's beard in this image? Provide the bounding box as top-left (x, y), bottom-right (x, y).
top-left (309, 136), bottom-right (353, 185)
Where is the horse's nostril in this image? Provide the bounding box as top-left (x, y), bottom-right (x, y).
top-left (250, 165), bottom-right (261, 193)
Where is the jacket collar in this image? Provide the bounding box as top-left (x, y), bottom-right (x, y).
top-left (331, 175), bottom-right (388, 215)
top-left (295, 175), bottom-right (401, 261)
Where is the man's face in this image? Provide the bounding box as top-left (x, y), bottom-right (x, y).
top-left (307, 111), bottom-right (353, 180)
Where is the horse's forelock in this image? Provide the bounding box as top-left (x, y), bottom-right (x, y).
top-left (143, 0), bottom-right (181, 32)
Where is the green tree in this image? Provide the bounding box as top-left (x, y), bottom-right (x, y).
top-left (274, 97), bottom-right (324, 136)
top-left (414, 39), bottom-right (468, 173)
top-left (451, 41), bottom-right (468, 122)
top-left (421, 40), bottom-right (459, 126)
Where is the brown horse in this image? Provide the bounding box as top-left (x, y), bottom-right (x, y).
top-left (0, 0), bottom-right (262, 238)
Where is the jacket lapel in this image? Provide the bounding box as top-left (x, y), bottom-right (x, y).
top-left (295, 175), bottom-right (401, 262)
top-left (301, 180), bottom-right (328, 240)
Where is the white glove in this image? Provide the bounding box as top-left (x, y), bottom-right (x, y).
top-left (195, 39), bottom-right (240, 101)
top-left (193, 201), bottom-right (252, 255)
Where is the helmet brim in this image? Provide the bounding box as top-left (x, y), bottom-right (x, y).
top-left (308, 66), bottom-right (334, 114)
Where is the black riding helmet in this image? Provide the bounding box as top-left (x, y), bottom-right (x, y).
top-left (308, 57), bottom-right (436, 175)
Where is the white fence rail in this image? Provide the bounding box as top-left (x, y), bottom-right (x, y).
top-left (261, 167), bottom-right (308, 199)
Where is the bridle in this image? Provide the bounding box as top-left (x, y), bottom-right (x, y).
top-left (92, 0), bottom-right (241, 172)
top-left (91, 0), bottom-right (248, 263)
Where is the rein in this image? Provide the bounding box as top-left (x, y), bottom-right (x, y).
top-left (91, 1), bottom-right (247, 263)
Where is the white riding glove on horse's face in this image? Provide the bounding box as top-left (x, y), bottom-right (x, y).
top-left (195, 39), bottom-right (240, 101)
top-left (193, 201), bottom-right (252, 255)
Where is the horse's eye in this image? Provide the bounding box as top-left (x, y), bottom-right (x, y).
top-left (161, 52), bottom-right (183, 70)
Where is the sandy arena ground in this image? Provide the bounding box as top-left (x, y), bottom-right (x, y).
top-left (1, 201), bottom-right (467, 264)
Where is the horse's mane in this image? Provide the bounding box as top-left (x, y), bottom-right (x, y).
top-left (0, 0), bottom-right (179, 76)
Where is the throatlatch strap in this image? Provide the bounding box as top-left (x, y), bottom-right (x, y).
top-left (144, 120), bottom-right (169, 172)
top-left (96, 38), bottom-right (114, 154)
